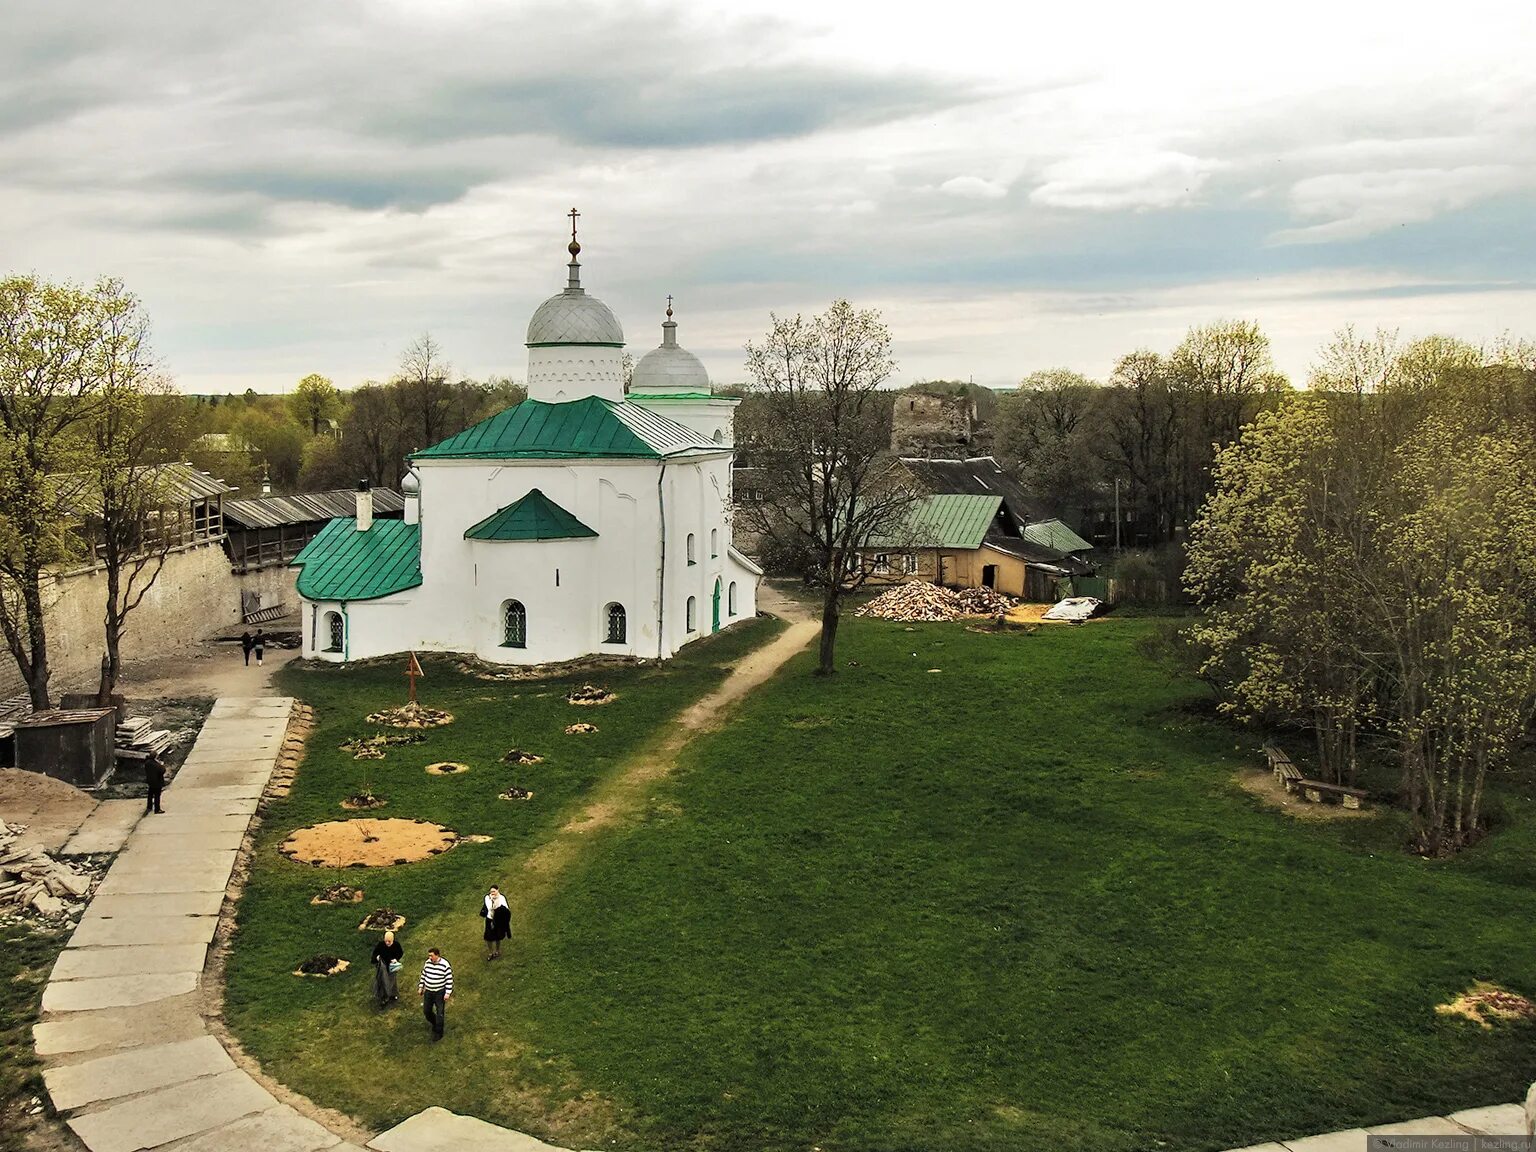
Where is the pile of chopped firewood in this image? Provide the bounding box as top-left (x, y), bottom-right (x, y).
top-left (857, 582), bottom-right (963, 622)
top-left (0, 823), bottom-right (94, 918)
top-left (954, 587), bottom-right (1019, 615)
top-left (858, 582), bottom-right (1022, 622)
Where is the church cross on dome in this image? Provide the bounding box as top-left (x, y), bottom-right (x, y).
top-left (565, 207), bottom-right (583, 292)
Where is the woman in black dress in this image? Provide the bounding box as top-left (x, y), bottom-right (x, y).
top-left (482, 886), bottom-right (510, 960)
top-left (371, 929), bottom-right (403, 1006)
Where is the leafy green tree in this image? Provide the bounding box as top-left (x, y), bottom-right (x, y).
top-left (289, 373), bottom-right (340, 435)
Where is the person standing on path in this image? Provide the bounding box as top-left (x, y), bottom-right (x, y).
top-left (253, 629), bottom-right (266, 667)
top-left (240, 631), bottom-right (253, 666)
top-left (482, 886), bottom-right (510, 960)
top-left (144, 757), bottom-right (165, 814)
top-left (372, 929), bottom-right (403, 1007)
top-left (419, 947), bottom-right (452, 1040)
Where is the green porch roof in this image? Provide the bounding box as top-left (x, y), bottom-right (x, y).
top-left (870, 494), bottom-right (1003, 550)
top-left (1023, 518), bottom-right (1092, 553)
top-left (292, 517), bottom-right (422, 602)
top-left (412, 395), bottom-right (718, 461)
top-left (464, 488), bottom-right (598, 541)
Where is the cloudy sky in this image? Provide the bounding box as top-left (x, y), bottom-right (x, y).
top-left (4, 0), bottom-right (1534, 392)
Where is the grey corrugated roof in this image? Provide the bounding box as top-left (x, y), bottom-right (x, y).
top-left (223, 488), bottom-right (404, 530)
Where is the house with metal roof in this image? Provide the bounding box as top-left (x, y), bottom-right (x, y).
top-left (291, 220), bottom-right (760, 665)
top-left (858, 461), bottom-right (1095, 601)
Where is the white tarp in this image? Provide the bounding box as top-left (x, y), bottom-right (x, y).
top-left (1042, 596), bottom-right (1102, 623)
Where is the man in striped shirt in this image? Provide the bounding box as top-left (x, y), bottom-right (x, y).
top-left (418, 948), bottom-right (453, 1040)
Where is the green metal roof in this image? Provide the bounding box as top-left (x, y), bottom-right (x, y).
top-left (1023, 518), bottom-right (1092, 553)
top-left (412, 396), bottom-right (718, 461)
top-left (871, 494), bottom-right (1002, 550)
top-left (464, 488), bottom-right (598, 541)
top-left (292, 518), bottom-right (422, 602)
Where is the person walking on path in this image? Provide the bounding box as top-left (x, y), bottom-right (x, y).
top-left (372, 929), bottom-right (403, 1007)
top-left (240, 631), bottom-right (253, 666)
top-left (144, 757), bottom-right (165, 814)
top-left (419, 947), bottom-right (452, 1040)
top-left (482, 886), bottom-right (510, 960)
top-left (253, 629), bottom-right (266, 667)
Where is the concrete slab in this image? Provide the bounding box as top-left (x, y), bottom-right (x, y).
top-left (45, 1034), bottom-right (233, 1111)
top-left (67, 1069), bottom-right (275, 1152)
top-left (1447, 1103), bottom-right (1528, 1135)
top-left (122, 833), bottom-right (247, 856)
top-left (153, 1105), bottom-right (340, 1152)
top-left (96, 868), bottom-right (233, 896)
top-left (166, 780), bottom-right (266, 799)
top-left (1280, 1131), bottom-right (1371, 1152)
top-left (133, 796), bottom-right (259, 818)
top-left (69, 914), bottom-right (218, 948)
top-left (1223, 1145), bottom-right (1288, 1152)
top-left (368, 1107), bottom-right (572, 1152)
top-left (60, 800), bottom-right (146, 855)
top-left (51, 942), bottom-right (208, 981)
top-left (1366, 1116), bottom-right (1470, 1137)
top-left (33, 995), bottom-right (205, 1057)
top-left (130, 815), bottom-right (251, 838)
top-left (173, 767), bottom-right (273, 790)
top-left (105, 849), bottom-right (240, 877)
top-left (89, 891), bottom-right (226, 919)
top-left (42, 971), bottom-right (200, 1013)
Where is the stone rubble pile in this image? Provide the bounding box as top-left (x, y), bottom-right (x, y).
top-left (858, 581), bottom-right (1020, 622)
top-left (0, 822), bottom-right (94, 918)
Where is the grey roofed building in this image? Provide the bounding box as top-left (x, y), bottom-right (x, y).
top-left (222, 487), bottom-right (404, 572)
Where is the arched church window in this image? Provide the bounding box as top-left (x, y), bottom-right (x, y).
top-left (728, 581), bottom-right (737, 616)
top-left (686, 596), bottom-right (697, 632)
top-left (710, 529), bottom-right (718, 558)
top-left (324, 611), bottom-right (343, 653)
top-left (502, 600), bottom-right (526, 648)
top-left (687, 533), bottom-right (696, 565)
top-left (605, 603), bottom-right (626, 644)
top-left (712, 429), bottom-right (724, 444)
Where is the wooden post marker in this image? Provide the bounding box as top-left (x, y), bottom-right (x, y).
top-left (405, 651), bottom-right (424, 704)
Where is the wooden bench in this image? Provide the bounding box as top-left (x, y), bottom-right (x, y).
top-left (1296, 778), bottom-right (1369, 810)
top-left (1264, 743), bottom-right (1304, 793)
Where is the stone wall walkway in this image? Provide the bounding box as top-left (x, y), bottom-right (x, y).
top-left (33, 696), bottom-right (368, 1152)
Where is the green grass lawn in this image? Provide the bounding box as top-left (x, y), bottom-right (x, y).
top-left (229, 617), bottom-right (1536, 1152)
top-left (0, 923), bottom-right (70, 1152)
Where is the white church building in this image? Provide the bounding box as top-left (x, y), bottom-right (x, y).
top-left (292, 223), bottom-right (761, 665)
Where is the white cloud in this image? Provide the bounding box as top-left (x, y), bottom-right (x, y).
top-left (1029, 148), bottom-right (1221, 211)
top-left (938, 176), bottom-right (1008, 200)
top-left (1271, 165), bottom-right (1523, 244)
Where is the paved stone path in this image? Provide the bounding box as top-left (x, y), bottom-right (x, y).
top-left (1220, 1101), bottom-right (1528, 1150)
top-left (34, 696), bottom-right (368, 1152)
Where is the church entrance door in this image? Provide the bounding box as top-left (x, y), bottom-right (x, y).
top-left (711, 578), bottom-right (722, 633)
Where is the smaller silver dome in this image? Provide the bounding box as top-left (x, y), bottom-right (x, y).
top-left (629, 312), bottom-right (711, 395)
top-left (400, 471), bottom-right (420, 495)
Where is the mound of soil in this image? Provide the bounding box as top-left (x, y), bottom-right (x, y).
top-left (310, 884), bottom-right (364, 905)
top-left (565, 723), bottom-right (598, 735)
top-left (351, 747), bottom-right (385, 761)
top-left (294, 954), bottom-right (348, 977)
top-left (498, 786), bottom-right (535, 801)
top-left (280, 818), bottom-right (459, 867)
top-left (502, 748), bottom-right (543, 765)
top-left (341, 791), bottom-right (388, 810)
top-left (358, 907), bottom-right (406, 932)
top-left (425, 761), bottom-right (470, 775)
top-left (567, 684), bottom-right (615, 706)
top-left (366, 703), bottom-right (454, 729)
top-left (1437, 982), bottom-right (1536, 1028)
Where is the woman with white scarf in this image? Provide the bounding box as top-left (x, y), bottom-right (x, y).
top-left (482, 885), bottom-right (511, 960)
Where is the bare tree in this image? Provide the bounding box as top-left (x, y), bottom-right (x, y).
top-left (395, 333), bottom-right (453, 451)
top-left (89, 283), bottom-right (188, 702)
top-left (739, 300), bottom-right (916, 674)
